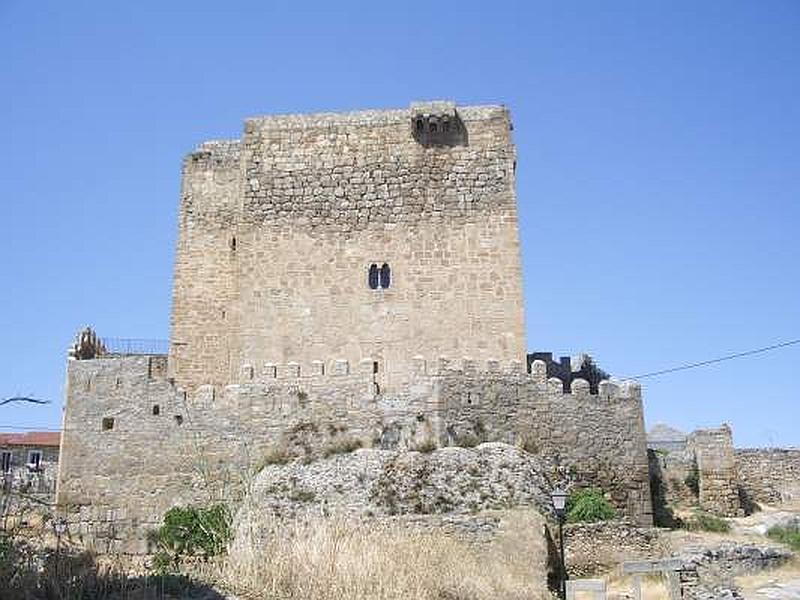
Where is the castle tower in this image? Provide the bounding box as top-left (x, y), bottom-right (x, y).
top-left (168, 101), bottom-right (526, 392)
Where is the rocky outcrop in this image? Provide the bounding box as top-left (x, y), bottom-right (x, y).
top-left (240, 442), bottom-right (554, 523)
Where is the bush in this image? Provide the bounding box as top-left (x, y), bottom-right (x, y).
top-left (149, 504), bottom-right (232, 572)
top-left (565, 488), bottom-right (615, 523)
top-left (516, 436), bottom-right (538, 454)
top-left (683, 510), bottom-right (730, 533)
top-left (453, 432), bottom-right (482, 448)
top-left (413, 439), bottom-right (437, 453)
top-left (767, 523), bottom-right (800, 551)
top-left (257, 445), bottom-right (291, 469)
top-left (322, 437), bottom-right (363, 457)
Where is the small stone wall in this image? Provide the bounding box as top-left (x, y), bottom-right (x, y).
top-left (677, 543), bottom-right (792, 600)
top-left (735, 448), bottom-right (800, 505)
top-left (564, 520), bottom-right (667, 577)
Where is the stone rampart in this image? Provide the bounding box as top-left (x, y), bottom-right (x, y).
top-left (57, 356), bottom-right (652, 552)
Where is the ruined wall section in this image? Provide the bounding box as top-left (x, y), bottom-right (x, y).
top-left (233, 103), bottom-right (526, 392)
top-left (169, 140), bottom-right (241, 390)
top-left (688, 426), bottom-right (741, 517)
top-left (735, 448), bottom-right (800, 505)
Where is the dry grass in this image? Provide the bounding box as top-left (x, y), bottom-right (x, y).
top-left (606, 572), bottom-right (673, 600)
top-left (216, 510), bottom-right (551, 600)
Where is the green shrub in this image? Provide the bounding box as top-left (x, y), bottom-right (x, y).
top-left (767, 523), bottom-right (800, 551)
top-left (565, 488), bottom-right (615, 523)
top-left (683, 510), bottom-right (730, 533)
top-left (149, 504), bottom-right (232, 572)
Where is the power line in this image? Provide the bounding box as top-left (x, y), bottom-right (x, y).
top-left (0, 397), bottom-right (50, 406)
top-left (631, 338), bottom-right (800, 380)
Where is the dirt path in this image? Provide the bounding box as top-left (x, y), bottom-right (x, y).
top-left (742, 577), bottom-right (800, 599)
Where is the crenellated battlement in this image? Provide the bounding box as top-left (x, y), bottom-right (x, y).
top-left (232, 356), bottom-right (640, 398)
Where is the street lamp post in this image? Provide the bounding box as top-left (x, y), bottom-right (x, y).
top-left (53, 518), bottom-right (67, 579)
top-left (551, 487), bottom-right (568, 600)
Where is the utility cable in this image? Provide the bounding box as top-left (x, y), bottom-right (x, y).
top-left (631, 338), bottom-right (800, 380)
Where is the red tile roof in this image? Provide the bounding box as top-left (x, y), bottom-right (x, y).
top-left (0, 432), bottom-right (61, 447)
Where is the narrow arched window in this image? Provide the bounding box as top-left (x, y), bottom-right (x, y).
top-left (368, 264), bottom-right (379, 290)
top-left (379, 263), bottom-right (391, 289)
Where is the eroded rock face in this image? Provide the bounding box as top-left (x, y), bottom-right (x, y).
top-left (240, 442), bottom-right (554, 522)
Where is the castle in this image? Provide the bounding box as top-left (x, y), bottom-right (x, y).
top-left (56, 102), bottom-right (654, 552)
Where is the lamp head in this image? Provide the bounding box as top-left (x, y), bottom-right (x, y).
top-left (551, 487), bottom-right (568, 514)
top-left (53, 519), bottom-right (67, 535)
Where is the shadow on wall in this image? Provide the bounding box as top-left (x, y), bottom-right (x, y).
top-left (544, 525), bottom-right (564, 597)
top-left (647, 449), bottom-right (685, 528)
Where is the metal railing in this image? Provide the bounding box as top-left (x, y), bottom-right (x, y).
top-left (100, 337), bottom-right (169, 356)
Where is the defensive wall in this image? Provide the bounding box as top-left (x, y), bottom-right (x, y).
top-left (56, 352), bottom-right (652, 553)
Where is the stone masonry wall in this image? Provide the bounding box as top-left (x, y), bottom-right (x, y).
top-left (168, 140), bottom-right (241, 390)
top-left (169, 102), bottom-right (526, 393)
top-left (688, 426), bottom-right (741, 517)
top-left (735, 448), bottom-right (800, 504)
top-left (432, 360), bottom-right (653, 524)
top-left (56, 356), bottom-right (651, 552)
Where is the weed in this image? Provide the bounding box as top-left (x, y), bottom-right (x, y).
top-left (566, 488), bottom-right (615, 523)
top-left (322, 437), bottom-right (363, 458)
top-left (767, 523), bottom-right (800, 551)
top-left (256, 445), bottom-right (291, 469)
top-left (683, 510), bottom-right (730, 533)
top-left (684, 461), bottom-right (700, 497)
top-left (289, 489), bottom-right (316, 503)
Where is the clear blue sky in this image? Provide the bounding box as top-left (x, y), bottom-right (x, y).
top-left (2, 1), bottom-right (798, 447)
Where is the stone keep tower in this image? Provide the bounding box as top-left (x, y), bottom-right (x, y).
top-left (169, 101), bottom-right (526, 392)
